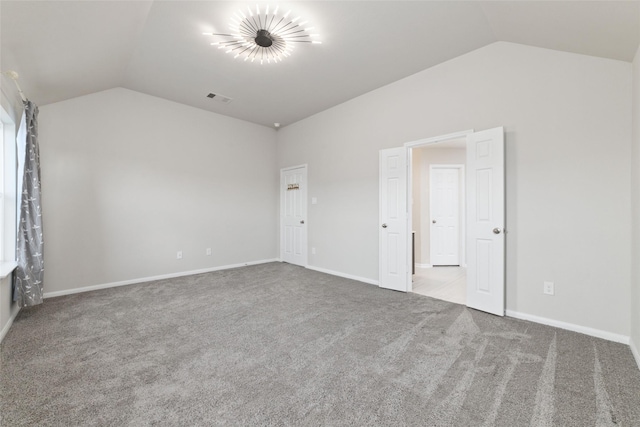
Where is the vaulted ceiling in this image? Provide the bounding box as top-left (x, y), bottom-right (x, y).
top-left (2, 1), bottom-right (639, 127)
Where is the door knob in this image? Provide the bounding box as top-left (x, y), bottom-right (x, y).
top-left (493, 227), bottom-right (501, 234)
top-left (381, 223), bottom-right (388, 228)
top-left (300, 220), bottom-right (305, 224)
top-left (432, 220), bottom-right (436, 224)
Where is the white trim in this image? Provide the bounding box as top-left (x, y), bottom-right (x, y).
top-left (43, 259), bottom-right (279, 299)
top-left (1, 103), bottom-right (17, 266)
top-left (404, 129), bottom-right (474, 148)
top-left (0, 306), bottom-right (20, 344)
top-left (305, 265), bottom-right (379, 286)
top-left (0, 260), bottom-right (17, 279)
top-left (630, 337), bottom-right (640, 371)
top-left (505, 310), bottom-right (630, 345)
top-left (281, 164), bottom-right (308, 172)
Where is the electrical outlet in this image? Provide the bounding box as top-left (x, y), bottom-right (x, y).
top-left (543, 281), bottom-right (554, 295)
top-left (206, 248), bottom-right (212, 256)
top-left (177, 251), bottom-right (183, 260)
top-left (311, 247), bottom-right (316, 255)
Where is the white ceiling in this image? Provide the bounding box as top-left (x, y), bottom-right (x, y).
top-left (2, 1), bottom-right (639, 128)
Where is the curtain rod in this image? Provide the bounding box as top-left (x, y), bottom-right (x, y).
top-left (1, 70), bottom-right (27, 102)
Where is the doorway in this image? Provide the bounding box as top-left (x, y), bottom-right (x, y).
top-left (280, 165), bottom-right (308, 267)
top-left (410, 140), bottom-right (467, 304)
top-left (379, 127), bottom-right (505, 316)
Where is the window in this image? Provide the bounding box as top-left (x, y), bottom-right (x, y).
top-left (0, 104), bottom-right (17, 277)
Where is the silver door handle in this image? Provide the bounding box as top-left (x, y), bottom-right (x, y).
top-left (300, 220), bottom-right (305, 224)
top-left (381, 223), bottom-right (387, 228)
top-left (493, 228), bottom-right (501, 234)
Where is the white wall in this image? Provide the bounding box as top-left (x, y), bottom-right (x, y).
top-left (631, 44), bottom-right (640, 361)
top-left (413, 147), bottom-right (466, 266)
top-left (277, 42), bottom-right (632, 338)
top-left (39, 88), bottom-right (278, 294)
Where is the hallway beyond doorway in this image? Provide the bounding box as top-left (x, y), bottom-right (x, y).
top-left (412, 266), bottom-right (466, 305)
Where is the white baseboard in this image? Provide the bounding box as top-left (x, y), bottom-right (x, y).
top-left (305, 265), bottom-right (379, 286)
top-left (0, 306), bottom-right (20, 344)
top-left (505, 310), bottom-right (630, 345)
top-left (630, 337), bottom-right (640, 371)
top-left (43, 259), bottom-right (279, 299)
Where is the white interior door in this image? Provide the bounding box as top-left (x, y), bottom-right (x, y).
top-left (430, 167), bottom-right (460, 266)
top-left (281, 165), bottom-right (307, 267)
top-left (379, 147), bottom-right (408, 292)
top-left (466, 127), bottom-right (505, 316)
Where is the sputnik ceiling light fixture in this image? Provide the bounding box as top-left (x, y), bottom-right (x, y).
top-left (203, 4), bottom-right (321, 64)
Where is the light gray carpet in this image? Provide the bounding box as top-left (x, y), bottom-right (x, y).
top-left (1, 262), bottom-right (639, 426)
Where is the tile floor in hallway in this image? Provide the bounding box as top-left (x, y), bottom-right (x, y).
top-left (412, 266), bottom-right (466, 305)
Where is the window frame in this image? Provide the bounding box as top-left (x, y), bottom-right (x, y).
top-left (0, 103), bottom-right (18, 278)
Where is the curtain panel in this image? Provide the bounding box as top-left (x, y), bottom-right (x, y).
top-left (13, 100), bottom-right (43, 307)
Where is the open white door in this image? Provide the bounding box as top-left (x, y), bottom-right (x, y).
top-left (379, 147), bottom-right (408, 292)
top-left (466, 127), bottom-right (505, 316)
top-left (281, 165), bottom-right (307, 267)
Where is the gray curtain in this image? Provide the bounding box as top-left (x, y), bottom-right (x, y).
top-left (13, 100), bottom-right (44, 307)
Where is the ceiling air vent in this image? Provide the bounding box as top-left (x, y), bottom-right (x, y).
top-left (206, 92), bottom-right (233, 104)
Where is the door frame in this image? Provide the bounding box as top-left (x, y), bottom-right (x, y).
top-left (405, 129), bottom-right (474, 292)
top-left (429, 164), bottom-right (466, 268)
top-left (280, 164), bottom-right (308, 267)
